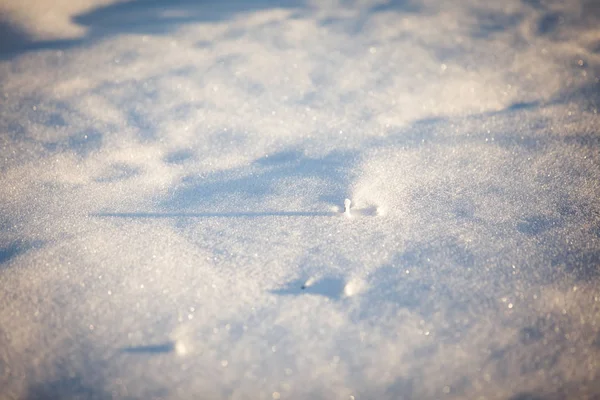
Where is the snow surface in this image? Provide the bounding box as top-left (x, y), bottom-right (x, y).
top-left (0, 0), bottom-right (599, 398)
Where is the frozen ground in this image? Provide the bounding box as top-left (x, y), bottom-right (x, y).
top-left (0, 0), bottom-right (599, 399)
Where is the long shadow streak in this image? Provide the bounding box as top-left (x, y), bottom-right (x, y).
top-left (120, 342), bottom-right (175, 354)
top-left (91, 211), bottom-right (339, 218)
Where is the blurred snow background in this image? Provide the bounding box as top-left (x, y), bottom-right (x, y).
top-left (0, 0), bottom-right (599, 398)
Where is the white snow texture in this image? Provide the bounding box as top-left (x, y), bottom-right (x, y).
top-left (1, 0), bottom-right (599, 399)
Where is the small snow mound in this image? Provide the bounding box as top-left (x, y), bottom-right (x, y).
top-left (344, 199), bottom-right (352, 217)
top-left (175, 340), bottom-right (188, 356)
top-left (301, 277), bottom-right (316, 289)
top-left (344, 278), bottom-right (366, 297)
